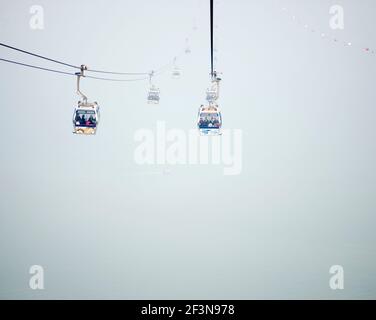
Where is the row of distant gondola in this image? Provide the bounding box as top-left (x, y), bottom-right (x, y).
top-left (72, 63), bottom-right (223, 136)
top-left (1, 1), bottom-right (222, 136)
top-left (0, 42), bottom-right (223, 136)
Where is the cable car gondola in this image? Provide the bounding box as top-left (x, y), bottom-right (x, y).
top-left (185, 38), bottom-right (191, 54)
top-left (147, 71), bottom-right (160, 104)
top-left (197, 103), bottom-right (222, 136)
top-left (147, 85), bottom-right (160, 104)
top-left (72, 65), bottom-right (100, 135)
top-left (198, 71), bottom-right (222, 135)
top-left (172, 66), bottom-right (181, 79)
top-left (197, 0), bottom-right (223, 135)
top-left (172, 57), bottom-right (181, 79)
top-left (73, 102), bottom-right (100, 135)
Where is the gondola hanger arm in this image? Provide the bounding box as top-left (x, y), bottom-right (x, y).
top-left (76, 64), bottom-right (88, 103)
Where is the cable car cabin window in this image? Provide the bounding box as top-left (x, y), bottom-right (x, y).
top-left (148, 90), bottom-right (160, 103)
top-left (198, 112), bottom-right (221, 129)
top-left (148, 93), bottom-right (159, 99)
top-left (172, 68), bottom-right (181, 79)
top-left (74, 110), bottom-right (97, 127)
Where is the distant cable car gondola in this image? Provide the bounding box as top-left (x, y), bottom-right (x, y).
top-left (73, 65), bottom-right (100, 135)
top-left (198, 71), bottom-right (222, 135)
top-left (172, 57), bottom-right (181, 79)
top-left (147, 85), bottom-right (160, 104)
top-left (198, 0), bottom-right (223, 135)
top-left (147, 71), bottom-right (160, 104)
top-left (185, 38), bottom-right (191, 54)
top-left (172, 66), bottom-right (181, 79)
top-left (197, 103), bottom-right (222, 136)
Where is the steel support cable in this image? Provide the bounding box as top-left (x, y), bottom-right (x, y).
top-left (0, 41), bottom-right (182, 77)
top-left (154, 49), bottom-right (186, 76)
top-left (210, 0), bottom-right (214, 76)
top-left (0, 57), bottom-right (76, 76)
top-left (0, 42), bottom-right (80, 69)
top-left (85, 75), bottom-right (150, 82)
top-left (87, 69), bottom-right (149, 76)
top-left (0, 41), bottom-right (148, 75)
top-left (0, 57), bottom-right (150, 82)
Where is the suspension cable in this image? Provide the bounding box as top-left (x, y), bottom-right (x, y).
top-left (0, 57), bottom-right (76, 76)
top-left (87, 69), bottom-right (149, 76)
top-left (210, 0), bottom-right (214, 76)
top-left (0, 42), bottom-right (80, 70)
top-left (0, 57), bottom-right (150, 82)
top-left (0, 41), bottom-right (179, 77)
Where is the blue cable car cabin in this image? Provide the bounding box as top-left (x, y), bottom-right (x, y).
top-left (73, 102), bottom-right (100, 135)
top-left (147, 85), bottom-right (160, 104)
top-left (197, 104), bottom-right (222, 136)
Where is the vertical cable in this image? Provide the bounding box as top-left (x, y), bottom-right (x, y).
top-left (210, 0), bottom-right (214, 76)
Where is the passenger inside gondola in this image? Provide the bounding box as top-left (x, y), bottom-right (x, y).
top-left (88, 115), bottom-right (95, 125)
top-left (198, 112), bottom-right (221, 128)
top-left (75, 110), bottom-right (97, 127)
top-left (148, 91), bottom-right (159, 101)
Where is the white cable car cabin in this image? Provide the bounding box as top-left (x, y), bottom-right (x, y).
top-left (148, 85), bottom-right (160, 104)
top-left (172, 66), bottom-right (181, 79)
top-left (197, 104), bottom-right (222, 136)
top-left (73, 66), bottom-right (100, 135)
top-left (73, 102), bottom-right (100, 135)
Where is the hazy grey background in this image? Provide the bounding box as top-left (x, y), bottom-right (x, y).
top-left (1, 0), bottom-right (376, 299)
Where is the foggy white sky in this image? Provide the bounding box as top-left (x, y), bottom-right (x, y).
top-left (0, 0), bottom-right (376, 299)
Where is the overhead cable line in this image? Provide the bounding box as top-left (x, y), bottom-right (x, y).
top-left (0, 57), bottom-right (76, 76)
top-left (87, 69), bottom-right (149, 76)
top-left (85, 75), bottom-right (150, 82)
top-left (0, 42), bottom-right (80, 69)
top-left (197, 0), bottom-right (222, 136)
top-left (154, 50), bottom-right (186, 75)
top-left (0, 41), bottom-right (180, 77)
top-left (210, 0), bottom-right (214, 76)
top-left (0, 57), bottom-right (151, 82)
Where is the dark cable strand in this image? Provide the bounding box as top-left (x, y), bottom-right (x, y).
top-left (0, 42), bottom-right (80, 69)
top-left (210, 0), bottom-right (214, 76)
top-left (87, 69), bottom-right (149, 76)
top-left (0, 41), bottom-right (191, 78)
top-left (0, 57), bottom-right (149, 82)
top-left (0, 41), bottom-right (170, 77)
top-left (0, 57), bottom-right (76, 76)
top-left (85, 75), bottom-right (150, 82)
